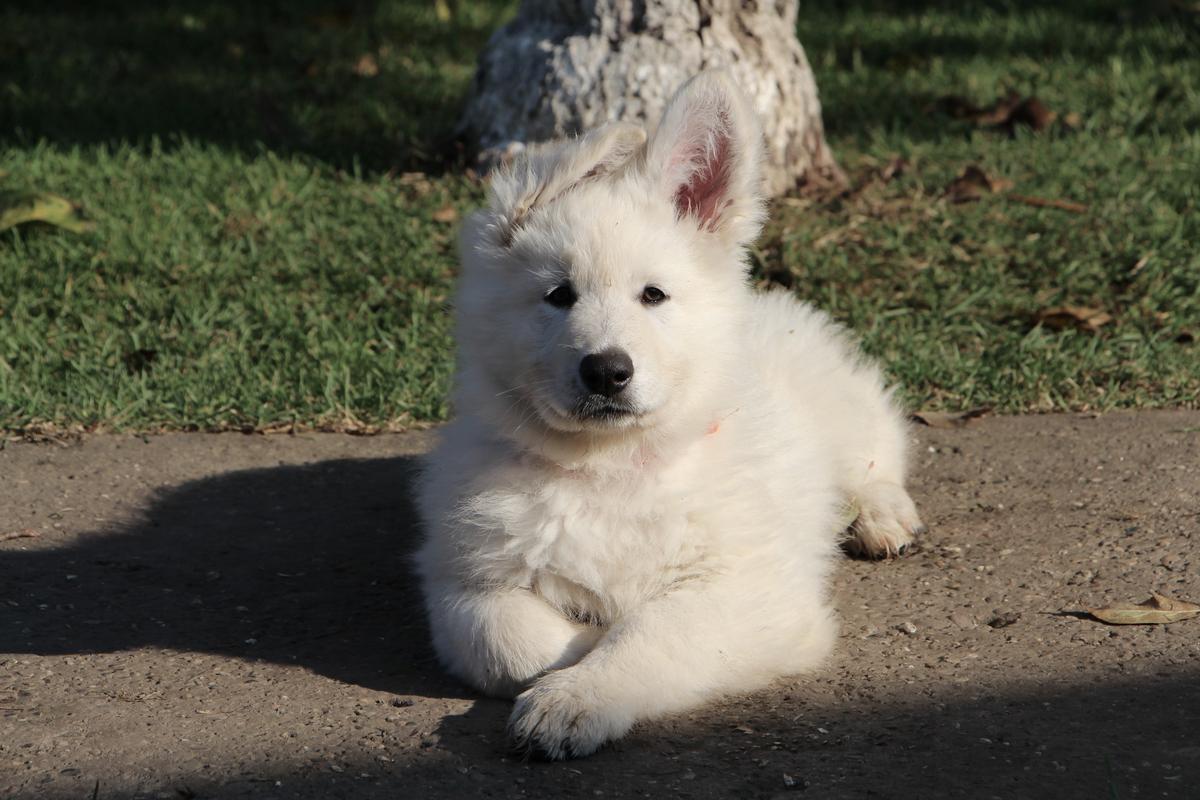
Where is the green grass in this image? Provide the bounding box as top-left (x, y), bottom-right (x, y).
top-left (1, 0), bottom-right (1198, 432)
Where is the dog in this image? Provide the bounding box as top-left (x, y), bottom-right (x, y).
top-left (416, 72), bottom-right (924, 759)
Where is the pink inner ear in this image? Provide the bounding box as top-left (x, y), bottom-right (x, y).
top-left (672, 119), bottom-right (732, 232)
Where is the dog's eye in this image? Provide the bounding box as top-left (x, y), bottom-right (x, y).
top-left (640, 285), bottom-right (668, 306)
top-left (544, 283), bottom-right (577, 309)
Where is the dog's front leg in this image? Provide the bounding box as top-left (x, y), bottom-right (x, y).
top-left (424, 582), bottom-right (604, 699)
top-left (508, 570), bottom-right (836, 759)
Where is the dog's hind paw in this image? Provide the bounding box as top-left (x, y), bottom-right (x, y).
top-left (846, 481), bottom-right (925, 559)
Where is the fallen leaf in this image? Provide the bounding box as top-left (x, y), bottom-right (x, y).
top-left (1034, 306), bottom-right (1112, 334)
top-left (1004, 96), bottom-right (1056, 132)
top-left (944, 165), bottom-right (1012, 203)
top-left (0, 190), bottom-right (95, 233)
top-left (353, 53), bottom-right (379, 78)
top-left (934, 91), bottom-right (1060, 133)
top-left (972, 91), bottom-right (1025, 126)
top-left (432, 205), bottom-right (458, 224)
top-left (1088, 592), bottom-right (1200, 625)
top-left (1, 528), bottom-right (41, 542)
top-left (910, 407), bottom-right (992, 429)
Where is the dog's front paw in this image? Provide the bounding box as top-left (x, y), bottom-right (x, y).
top-left (508, 670), bottom-right (630, 760)
top-left (847, 481), bottom-right (925, 559)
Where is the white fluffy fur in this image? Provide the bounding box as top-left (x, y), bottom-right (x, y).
top-left (416, 72), bottom-right (924, 759)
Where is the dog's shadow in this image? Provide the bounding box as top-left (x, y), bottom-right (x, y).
top-left (1, 453), bottom-right (470, 700)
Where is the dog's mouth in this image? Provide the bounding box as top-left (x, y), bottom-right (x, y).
top-left (523, 387), bottom-right (646, 434)
top-left (572, 395), bottom-right (637, 423)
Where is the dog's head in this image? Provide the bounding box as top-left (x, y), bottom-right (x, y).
top-left (453, 72), bottom-right (766, 453)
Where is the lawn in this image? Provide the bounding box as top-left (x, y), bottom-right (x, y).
top-left (1, 0), bottom-right (1197, 433)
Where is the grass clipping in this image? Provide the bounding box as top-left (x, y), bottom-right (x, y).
top-left (1088, 592), bottom-right (1200, 625)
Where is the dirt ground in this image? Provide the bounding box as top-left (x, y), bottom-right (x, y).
top-left (2, 412), bottom-right (1198, 800)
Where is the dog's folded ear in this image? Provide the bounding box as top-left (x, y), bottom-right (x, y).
top-left (645, 71), bottom-right (766, 249)
top-left (489, 123), bottom-right (647, 247)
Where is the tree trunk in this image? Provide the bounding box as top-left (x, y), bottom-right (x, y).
top-left (459, 0), bottom-right (844, 196)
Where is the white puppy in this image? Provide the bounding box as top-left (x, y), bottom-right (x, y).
top-left (416, 72), bottom-right (924, 759)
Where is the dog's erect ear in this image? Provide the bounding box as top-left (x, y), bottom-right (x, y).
top-left (645, 72), bottom-right (766, 247)
top-left (489, 122), bottom-right (647, 247)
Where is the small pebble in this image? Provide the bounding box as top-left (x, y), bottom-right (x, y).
top-left (897, 622), bottom-right (918, 635)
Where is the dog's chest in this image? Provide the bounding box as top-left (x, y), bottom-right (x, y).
top-left (486, 468), bottom-right (706, 611)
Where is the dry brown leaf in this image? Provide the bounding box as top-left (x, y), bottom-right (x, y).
top-left (1088, 592), bottom-right (1200, 625)
top-left (1004, 96), bottom-right (1056, 132)
top-left (972, 91), bottom-right (1024, 126)
top-left (934, 91), bottom-right (1060, 134)
top-left (910, 407), bottom-right (993, 429)
top-left (944, 165), bottom-right (1013, 203)
top-left (1035, 306), bottom-right (1112, 334)
top-left (353, 53), bottom-right (379, 78)
top-left (1, 528), bottom-right (41, 542)
top-left (432, 205), bottom-right (458, 224)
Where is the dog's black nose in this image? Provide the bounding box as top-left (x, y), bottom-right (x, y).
top-left (579, 349), bottom-right (634, 398)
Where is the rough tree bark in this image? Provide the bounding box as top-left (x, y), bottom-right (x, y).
top-left (458, 0), bottom-right (844, 196)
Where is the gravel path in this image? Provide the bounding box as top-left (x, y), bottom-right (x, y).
top-left (2, 412), bottom-right (1198, 799)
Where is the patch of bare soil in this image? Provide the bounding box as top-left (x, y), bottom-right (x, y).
top-left (2, 413), bottom-right (1197, 799)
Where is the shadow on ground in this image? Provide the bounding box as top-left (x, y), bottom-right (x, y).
top-left (2, 454), bottom-right (460, 697)
top-left (224, 675), bottom-right (1200, 798)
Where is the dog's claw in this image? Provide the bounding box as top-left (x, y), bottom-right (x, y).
top-left (911, 523), bottom-right (928, 537)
